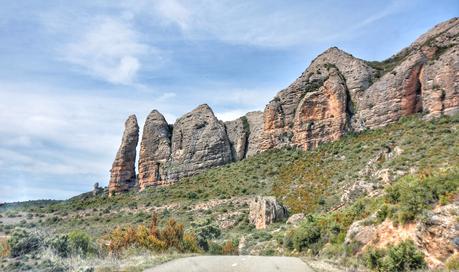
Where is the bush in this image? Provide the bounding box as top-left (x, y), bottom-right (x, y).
top-left (68, 230), bottom-right (93, 256)
top-left (446, 253), bottom-right (459, 271)
top-left (385, 170), bottom-right (459, 224)
top-left (104, 214), bottom-right (199, 254)
top-left (48, 235), bottom-right (70, 258)
top-left (0, 237), bottom-right (10, 257)
top-left (222, 240), bottom-right (238, 255)
top-left (196, 225), bottom-right (221, 251)
top-left (8, 229), bottom-right (42, 257)
top-left (285, 216), bottom-right (321, 253)
top-left (362, 240), bottom-right (426, 271)
top-left (208, 241), bottom-right (222, 255)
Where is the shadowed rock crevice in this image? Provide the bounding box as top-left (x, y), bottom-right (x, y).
top-left (402, 64), bottom-right (424, 115)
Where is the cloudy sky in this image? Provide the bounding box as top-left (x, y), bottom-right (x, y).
top-left (0, 0), bottom-right (457, 202)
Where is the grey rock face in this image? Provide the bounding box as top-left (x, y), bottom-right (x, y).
top-left (224, 117), bottom-right (249, 161)
top-left (354, 18), bottom-right (459, 130)
top-left (138, 110), bottom-right (172, 190)
top-left (245, 111), bottom-right (264, 157)
top-left (108, 115), bottom-right (139, 196)
top-left (166, 104), bottom-right (233, 180)
top-left (249, 196), bottom-right (288, 229)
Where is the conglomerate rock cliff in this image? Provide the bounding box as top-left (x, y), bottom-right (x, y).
top-left (108, 17), bottom-right (459, 193)
top-left (166, 104), bottom-right (233, 181)
top-left (108, 115), bottom-right (139, 196)
top-left (138, 110), bottom-right (172, 190)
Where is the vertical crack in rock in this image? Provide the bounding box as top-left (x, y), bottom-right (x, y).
top-left (402, 64), bottom-right (424, 115)
top-left (108, 115), bottom-right (139, 196)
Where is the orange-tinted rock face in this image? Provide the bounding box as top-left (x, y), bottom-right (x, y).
top-left (108, 115), bottom-right (139, 196)
top-left (401, 64), bottom-right (424, 115)
top-left (421, 45), bottom-right (459, 118)
top-left (292, 69), bottom-right (349, 150)
top-left (138, 110), bottom-right (172, 190)
top-left (260, 47), bottom-right (374, 151)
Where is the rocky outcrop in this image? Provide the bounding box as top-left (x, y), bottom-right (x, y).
top-left (415, 203), bottom-right (459, 268)
top-left (138, 110), bottom-right (172, 190)
top-left (354, 17), bottom-right (459, 129)
top-left (108, 115), bottom-right (139, 196)
top-left (249, 196), bottom-right (288, 229)
top-left (108, 18), bottom-right (459, 192)
top-left (224, 111), bottom-right (265, 159)
top-left (245, 111), bottom-right (264, 157)
top-left (261, 18), bottom-right (459, 151)
top-left (344, 203), bottom-right (458, 269)
top-left (167, 104), bottom-right (233, 180)
top-left (224, 117), bottom-right (249, 161)
top-left (260, 47), bottom-right (376, 150)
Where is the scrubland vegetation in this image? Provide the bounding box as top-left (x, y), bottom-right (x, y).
top-left (0, 113), bottom-right (458, 271)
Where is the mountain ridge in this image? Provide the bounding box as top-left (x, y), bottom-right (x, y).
top-left (108, 17), bottom-right (459, 195)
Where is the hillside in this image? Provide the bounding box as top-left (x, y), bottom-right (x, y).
top-left (1, 113), bottom-right (458, 271)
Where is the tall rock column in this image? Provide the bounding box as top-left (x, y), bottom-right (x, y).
top-left (138, 110), bottom-right (172, 190)
top-left (108, 115), bottom-right (139, 196)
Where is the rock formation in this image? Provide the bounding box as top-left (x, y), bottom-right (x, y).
top-left (224, 117), bottom-right (249, 161)
top-left (260, 47), bottom-right (376, 150)
top-left (344, 203), bottom-right (458, 269)
top-left (167, 104), bottom-right (233, 181)
top-left (249, 196), bottom-right (288, 229)
top-left (245, 111), bottom-right (264, 156)
top-left (138, 110), bottom-right (172, 190)
top-left (108, 18), bottom-right (459, 194)
top-left (108, 115), bottom-right (139, 196)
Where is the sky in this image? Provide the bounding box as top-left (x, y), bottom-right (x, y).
top-left (0, 0), bottom-right (457, 202)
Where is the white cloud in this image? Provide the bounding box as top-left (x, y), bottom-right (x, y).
top-left (215, 109), bottom-right (251, 122)
top-left (154, 0), bottom-right (191, 29)
top-left (61, 16), bottom-right (153, 85)
top-left (146, 0), bottom-right (408, 47)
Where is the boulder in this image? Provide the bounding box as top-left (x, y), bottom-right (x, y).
top-left (249, 196), bottom-right (288, 229)
top-left (138, 110), bottom-right (172, 190)
top-left (108, 115), bottom-right (139, 196)
top-left (286, 213), bottom-right (305, 225)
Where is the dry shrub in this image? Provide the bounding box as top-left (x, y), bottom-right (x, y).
top-left (222, 240), bottom-right (237, 255)
top-left (104, 213), bottom-right (199, 254)
top-left (0, 236), bottom-right (10, 257)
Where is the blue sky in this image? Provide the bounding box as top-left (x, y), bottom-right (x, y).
top-left (0, 0), bottom-right (457, 202)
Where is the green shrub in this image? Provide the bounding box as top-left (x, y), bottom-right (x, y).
top-left (286, 216), bottom-right (322, 253)
top-left (208, 241), bottom-right (223, 255)
top-left (196, 225), bottom-right (221, 251)
top-left (362, 240), bottom-right (426, 271)
top-left (48, 235), bottom-right (70, 258)
top-left (8, 229), bottom-right (42, 257)
top-left (68, 230), bottom-right (93, 256)
top-left (385, 169), bottom-right (459, 224)
top-left (445, 253), bottom-right (459, 271)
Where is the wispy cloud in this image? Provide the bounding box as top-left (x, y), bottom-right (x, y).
top-left (60, 16), bottom-right (154, 85)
